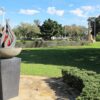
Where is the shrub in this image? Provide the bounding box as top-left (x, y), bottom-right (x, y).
top-left (16, 40), bottom-right (35, 48)
top-left (16, 39), bottom-right (90, 48)
top-left (96, 34), bottom-right (100, 41)
top-left (62, 67), bottom-right (100, 100)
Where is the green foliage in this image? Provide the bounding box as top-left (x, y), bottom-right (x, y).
top-left (96, 16), bottom-right (100, 35)
top-left (34, 19), bottom-right (40, 26)
top-left (13, 18), bottom-right (88, 41)
top-left (88, 16), bottom-right (100, 37)
top-left (96, 32), bottom-right (100, 41)
top-left (64, 25), bottom-right (87, 40)
top-left (62, 67), bottom-right (100, 99)
top-left (16, 40), bottom-right (90, 48)
top-left (13, 22), bottom-right (40, 39)
top-left (39, 18), bottom-right (64, 40)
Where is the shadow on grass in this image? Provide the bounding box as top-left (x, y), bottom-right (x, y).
top-left (18, 48), bottom-right (100, 73)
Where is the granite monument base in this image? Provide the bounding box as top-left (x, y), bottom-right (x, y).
top-left (0, 57), bottom-right (21, 100)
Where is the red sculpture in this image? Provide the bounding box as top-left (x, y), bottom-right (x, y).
top-left (0, 20), bottom-right (16, 48)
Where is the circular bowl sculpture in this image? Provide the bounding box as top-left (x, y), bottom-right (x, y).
top-left (0, 48), bottom-right (22, 58)
top-left (0, 20), bottom-right (22, 58)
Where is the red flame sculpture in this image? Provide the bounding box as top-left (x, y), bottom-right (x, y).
top-left (0, 20), bottom-right (16, 48)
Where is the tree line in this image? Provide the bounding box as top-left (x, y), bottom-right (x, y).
top-left (13, 18), bottom-right (88, 40)
top-left (88, 15), bottom-right (100, 42)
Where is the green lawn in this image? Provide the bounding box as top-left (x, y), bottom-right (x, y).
top-left (18, 42), bottom-right (100, 77)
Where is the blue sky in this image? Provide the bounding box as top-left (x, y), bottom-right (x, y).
top-left (0, 0), bottom-right (100, 27)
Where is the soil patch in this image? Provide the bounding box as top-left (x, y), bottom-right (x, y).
top-left (9, 75), bottom-right (78, 100)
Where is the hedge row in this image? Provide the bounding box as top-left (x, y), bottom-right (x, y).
top-left (16, 39), bottom-right (90, 48)
top-left (62, 67), bottom-right (100, 100)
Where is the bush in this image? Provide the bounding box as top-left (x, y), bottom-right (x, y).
top-left (96, 34), bottom-right (100, 41)
top-left (62, 67), bottom-right (100, 99)
top-left (16, 40), bottom-right (35, 48)
top-left (16, 39), bottom-right (90, 48)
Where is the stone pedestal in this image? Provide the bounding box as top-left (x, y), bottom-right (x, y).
top-left (0, 57), bottom-right (21, 100)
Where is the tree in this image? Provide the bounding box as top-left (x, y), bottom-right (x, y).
top-left (63, 25), bottom-right (71, 36)
top-left (39, 18), bottom-right (63, 40)
top-left (13, 23), bottom-right (40, 40)
top-left (88, 16), bottom-right (100, 42)
top-left (95, 16), bottom-right (100, 34)
top-left (64, 25), bottom-right (87, 40)
top-left (34, 19), bottom-right (40, 26)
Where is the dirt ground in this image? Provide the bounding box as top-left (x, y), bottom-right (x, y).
top-left (9, 75), bottom-right (78, 100)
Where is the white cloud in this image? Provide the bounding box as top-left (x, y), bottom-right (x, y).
top-left (70, 8), bottom-right (85, 17)
top-left (0, 10), bottom-right (3, 15)
top-left (81, 6), bottom-right (94, 11)
top-left (19, 9), bottom-right (39, 15)
top-left (47, 7), bottom-right (64, 16)
top-left (70, 5), bottom-right (95, 17)
top-left (0, 8), bottom-right (5, 15)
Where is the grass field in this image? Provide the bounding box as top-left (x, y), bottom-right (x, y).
top-left (18, 42), bottom-right (100, 77)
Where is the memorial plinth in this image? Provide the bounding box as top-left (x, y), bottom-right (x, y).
top-left (0, 57), bottom-right (21, 100)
